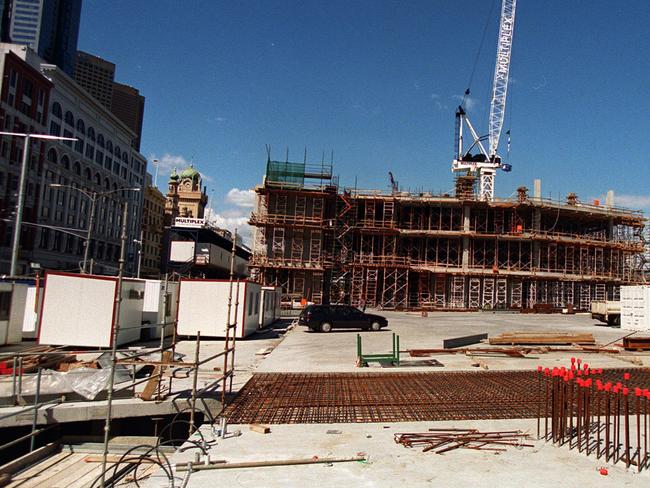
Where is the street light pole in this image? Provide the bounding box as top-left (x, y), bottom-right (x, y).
top-left (9, 135), bottom-right (30, 276)
top-left (82, 192), bottom-right (97, 274)
top-left (1, 131), bottom-right (77, 276)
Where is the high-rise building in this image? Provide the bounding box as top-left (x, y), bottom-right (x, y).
top-left (73, 50), bottom-right (114, 108)
top-left (73, 51), bottom-right (145, 151)
top-left (0, 0), bottom-right (82, 76)
top-left (111, 82), bottom-right (144, 151)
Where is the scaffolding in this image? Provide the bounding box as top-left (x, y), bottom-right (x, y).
top-left (249, 160), bottom-right (646, 311)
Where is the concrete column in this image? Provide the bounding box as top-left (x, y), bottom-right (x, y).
top-left (532, 207), bottom-right (541, 270)
top-left (462, 204), bottom-right (470, 270)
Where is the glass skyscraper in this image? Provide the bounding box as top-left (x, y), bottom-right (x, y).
top-left (0, 0), bottom-right (82, 75)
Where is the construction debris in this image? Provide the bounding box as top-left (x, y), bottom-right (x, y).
top-left (443, 333), bottom-right (488, 349)
top-left (489, 332), bottom-right (595, 345)
top-left (250, 424), bottom-right (271, 434)
top-left (175, 455), bottom-right (368, 472)
top-left (394, 429), bottom-right (533, 454)
top-left (623, 336), bottom-right (650, 351)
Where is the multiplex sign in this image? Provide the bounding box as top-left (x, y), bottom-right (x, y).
top-left (174, 217), bottom-right (205, 228)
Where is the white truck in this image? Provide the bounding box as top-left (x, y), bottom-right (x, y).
top-left (590, 300), bottom-right (621, 326)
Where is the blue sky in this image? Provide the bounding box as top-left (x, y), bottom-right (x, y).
top-left (78, 1), bottom-right (650, 237)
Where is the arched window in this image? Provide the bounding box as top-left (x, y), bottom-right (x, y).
top-left (122, 153), bottom-right (129, 164)
top-left (104, 177), bottom-right (110, 189)
top-left (97, 133), bottom-right (105, 148)
top-left (47, 148), bottom-right (58, 164)
top-left (61, 155), bottom-right (70, 170)
top-left (94, 173), bottom-right (101, 185)
top-left (84, 167), bottom-right (91, 180)
top-left (73, 161), bottom-right (81, 175)
top-left (87, 127), bottom-right (95, 142)
top-left (106, 140), bottom-right (113, 153)
top-left (64, 111), bottom-right (74, 126)
top-left (76, 119), bottom-right (85, 135)
top-left (114, 145), bottom-right (121, 158)
top-left (51, 102), bottom-right (62, 119)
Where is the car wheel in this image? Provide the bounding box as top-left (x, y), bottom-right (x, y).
top-left (370, 321), bottom-right (381, 331)
top-left (320, 322), bottom-right (333, 333)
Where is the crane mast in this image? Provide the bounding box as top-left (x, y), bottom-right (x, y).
top-left (451, 0), bottom-right (517, 201)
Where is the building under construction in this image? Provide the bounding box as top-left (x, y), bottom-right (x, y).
top-left (249, 159), bottom-right (646, 311)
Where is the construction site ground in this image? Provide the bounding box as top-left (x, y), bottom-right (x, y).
top-left (138, 311), bottom-right (649, 487)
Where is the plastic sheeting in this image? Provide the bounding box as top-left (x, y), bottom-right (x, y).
top-left (1, 367), bottom-right (113, 400)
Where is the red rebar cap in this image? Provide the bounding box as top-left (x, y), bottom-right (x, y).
top-left (571, 357), bottom-right (576, 364)
top-left (571, 364), bottom-right (577, 371)
top-left (583, 363), bottom-right (589, 370)
top-left (596, 379), bottom-right (602, 388)
top-left (544, 367), bottom-right (550, 375)
top-left (598, 368), bottom-right (603, 374)
top-left (577, 370), bottom-right (583, 377)
top-left (585, 379), bottom-right (592, 387)
top-left (561, 367), bottom-right (566, 374)
top-left (597, 383), bottom-right (603, 391)
top-left (537, 365), bottom-right (543, 372)
top-left (599, 468), bottom-right (608, 476)
top-left (635, 387), bottom-right (642, 397)
top-left (577, 358), bottom-right (582, 365)
top-left (576, 378), bottom-right (583, 386)
top-left (604, 383), bottom-right (612, 392)
top-left (622, 387), bottom-right (629, 396)
top-left (568, 371), bottom-right (574, 380)
top-left (613, 385), bottom-right (621, 394)
top-left (623, 372), bottom-right (631, 381)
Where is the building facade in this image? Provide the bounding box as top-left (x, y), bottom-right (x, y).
top-left (111, 82), bottom-right (144, 151)
top-left (0, 43), bottom-right (146, 275)
top-left (250, 159), bottom-right (647, 311)
top-left (0, 0), bottom-right (82, 76)
top-left (140, 173), bottom-right (165, 277)
top-left (164, 165), bottom-right (207, 226)
top-left (72, 50), bottom-right (114, 109)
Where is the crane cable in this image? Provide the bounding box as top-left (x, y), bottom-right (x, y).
top-left (462, 0), bottom-right (498, 108)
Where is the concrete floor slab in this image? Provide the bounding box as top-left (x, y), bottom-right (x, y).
top-left (258, 311), bottom-right (645, 373)
top-left (144, 420), bottom-right (649, 487)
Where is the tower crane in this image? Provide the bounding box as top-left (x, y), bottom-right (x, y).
top-left (452, 0), bottom-right (516, 201)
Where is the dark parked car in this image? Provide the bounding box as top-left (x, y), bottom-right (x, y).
top-left (298, 304), bottom-right (388, 332)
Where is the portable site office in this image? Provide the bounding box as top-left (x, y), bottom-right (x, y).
top-left (38, 272), bottom-right (146, 348)
top-left (621, 285), bottom-right (650, 332)
top-left (176, 279), bottom-right (261, 338)
top-left (259, 286), bottom-right (282, 328)
top-left (0, 282), bottom-right (29, 345)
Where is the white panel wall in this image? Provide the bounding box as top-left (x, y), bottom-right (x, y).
top-left (177, 280), bottom-right (259, 338)
top-left (39, 274), bottom-right (117, 347)
top-left (170, 241), bottom-right (195, 262)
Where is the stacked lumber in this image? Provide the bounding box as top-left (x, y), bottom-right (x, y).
top-left (489, 332), bottom-right (595, 345)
